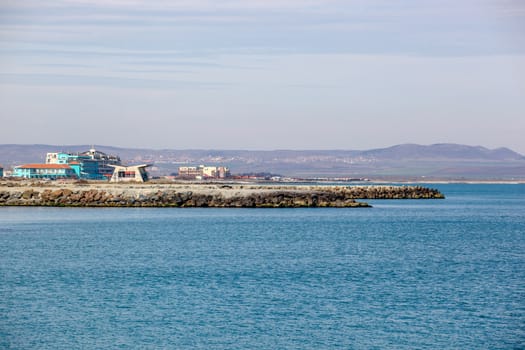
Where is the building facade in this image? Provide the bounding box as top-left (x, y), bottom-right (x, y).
top-left (13, 164), bottom-right (77, 179)
top-left (79, 148), bottom-right (121, 178)
top-left (178, 166), bottom-right (203, 179)
top-left (178, 165), bottom-right (230, 179)
top-left (109, 164), bottom-right (150, 182)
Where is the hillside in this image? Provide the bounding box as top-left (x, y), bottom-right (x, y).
top-left (361, 144), bottom-right (523, 161)
top-left (0, 143), bottom-right (524, 180)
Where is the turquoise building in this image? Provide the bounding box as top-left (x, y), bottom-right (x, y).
top-left (13, 164), bottom-right (77, 179)
top-left (46, 152), bottom-right (103, 179)
top-left (45, 148), bottom-right (119, 180)
top-left (45, 152), bottom-right (71, 165)
top-left (67, 158), bottom-right (101, 179)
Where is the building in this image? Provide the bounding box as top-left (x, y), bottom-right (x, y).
top-left (79, 147), bottom-right (121, 178)
top-left (45, 152), bottom-right (72, 164)
top-left (109, 164), bottom-right (151, 182)
top-left (45, 147), bottom-right (121, 180)
top-left (202, 166), bottom-right (220, 178)
top-left (178, 165), bottom-right (230, 179)
top-left (216, 166), bottom-right (230, 179)
top-left (13, 164), bottom-right (78, 179)
top-left (46, 152), bottom-right (100, 179)
top-left (178, 166), bottom-right (203, 179)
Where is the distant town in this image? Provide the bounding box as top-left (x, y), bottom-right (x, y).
top-left (0, 143), bottom-right (524, 182)
top-left (0, 147), bottom-right (373, 183)
top-left (0, 147), bottom-right (233, 183)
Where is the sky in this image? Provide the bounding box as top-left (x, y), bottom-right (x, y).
top-left (1, 0), bottom-right (524, 153)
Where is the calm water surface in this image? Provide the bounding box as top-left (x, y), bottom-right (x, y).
top-left (0, 184), bottom-right (524, 349)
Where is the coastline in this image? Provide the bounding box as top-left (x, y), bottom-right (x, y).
top-left (369, 179), bottom-right (525, 184)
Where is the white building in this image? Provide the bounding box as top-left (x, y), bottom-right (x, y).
top-left (109, 164), bottom-right (151, 182)
top-left (178, 165), bottom-right (230, 179)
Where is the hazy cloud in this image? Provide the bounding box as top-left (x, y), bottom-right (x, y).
top-left (0, 0), bottom-right (524, 152)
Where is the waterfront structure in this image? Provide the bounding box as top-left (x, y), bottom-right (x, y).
top-left (109, 164), bottom-right (151, 182)
top-left (13, 164), bottom-right (77, 179)
top-left (46, 147), bottom-right (121, 180)
top-left (46, 152), bottom-right (100, 179)
top-left (79, 147), bottom-right (121, 177)
top-left (178, 165), bottom-right (230, 179)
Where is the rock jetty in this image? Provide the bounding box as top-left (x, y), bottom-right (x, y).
top-left (0, 187), bottom-right (370, 208)
top-left (0, 181), bottom-right (444, 208)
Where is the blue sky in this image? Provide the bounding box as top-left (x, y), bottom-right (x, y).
top-left (1, 0), bottom-right (524, 152)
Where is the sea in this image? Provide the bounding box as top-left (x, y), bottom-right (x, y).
top-left (0, 184), bottom-right (524, 349)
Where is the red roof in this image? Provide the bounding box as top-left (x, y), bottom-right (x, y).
top-left (17, 164), bottom-right (72, 169)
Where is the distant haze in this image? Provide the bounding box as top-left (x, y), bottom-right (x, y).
top-left (1, 143), bottom-right (524, 179)
top-left (1, 1), bottom-right (524, 153)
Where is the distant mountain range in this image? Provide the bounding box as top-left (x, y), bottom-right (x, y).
top-left (360, 143), bottom-right (524, 161)
top-left (1, 143), bottom-right (524, 180)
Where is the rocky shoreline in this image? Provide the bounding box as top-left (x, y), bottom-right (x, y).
top-left (0, 181), bottom-right (444, 208)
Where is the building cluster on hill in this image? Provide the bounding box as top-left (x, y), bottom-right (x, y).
top-left (9, 147), bottom-right (151, 182)
top-left (177, 165), bottom-right (231, 180)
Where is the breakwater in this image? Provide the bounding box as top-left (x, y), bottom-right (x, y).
top-left (0, 188), bottom-right (370, 208)
top-left (0, 182), bottom-right (444, 208)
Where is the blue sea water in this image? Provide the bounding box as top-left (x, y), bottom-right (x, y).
top-left (0, 184), bottom-right (524, 349)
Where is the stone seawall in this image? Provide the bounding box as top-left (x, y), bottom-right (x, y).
top-left (0, 183), bottom-right (444, 208)
top-left (0, 188), bottom-right (371, 207)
